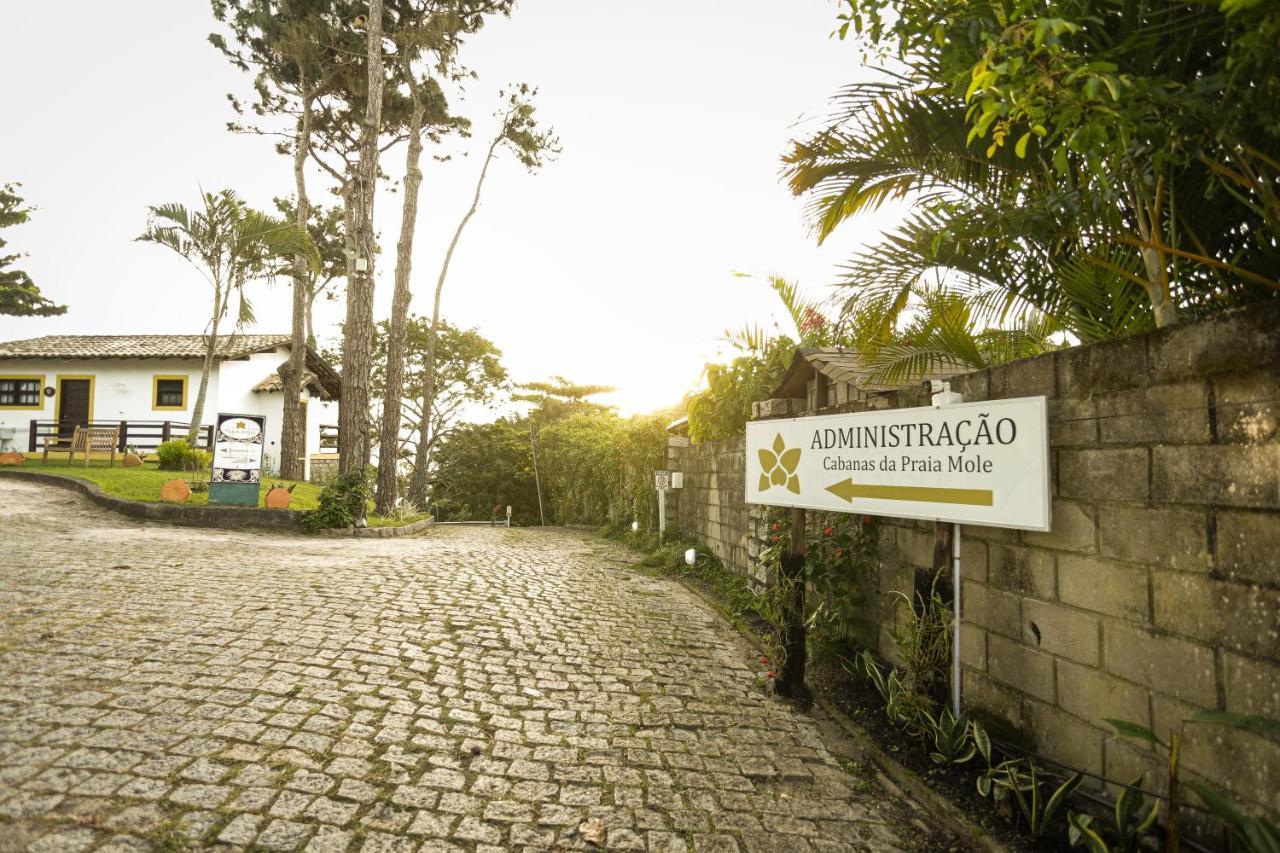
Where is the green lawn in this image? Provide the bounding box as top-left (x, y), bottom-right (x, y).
top-left (8, 456), bottom-right (322, 510)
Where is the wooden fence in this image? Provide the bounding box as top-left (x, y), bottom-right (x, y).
top-left (27, 420), bottom-right (213, 453)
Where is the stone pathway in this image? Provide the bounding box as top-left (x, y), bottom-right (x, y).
top-left (0, 479), bottom-right (929, 852)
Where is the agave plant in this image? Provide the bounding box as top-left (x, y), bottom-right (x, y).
top-left (919, 706), bottom-right (976, 765)
top-left (1007, 764), bottom-right (1083, 838)
top-left (1067, 778), bottom-right (1160, 853)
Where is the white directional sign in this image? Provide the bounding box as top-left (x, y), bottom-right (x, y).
top-left (745, 396), bottom-right (1051, 531)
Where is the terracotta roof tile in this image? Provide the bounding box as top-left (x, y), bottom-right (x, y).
top-left (0, 334), bottom-right (291, 360)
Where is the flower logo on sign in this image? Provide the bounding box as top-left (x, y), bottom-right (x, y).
top-left (758, 433), bottom-right (801, 495)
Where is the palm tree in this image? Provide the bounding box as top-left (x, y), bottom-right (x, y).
top-left (721, 274), bottom-right (835, 355)
top-left (784, 51), bottom-right (1276, 338)
top-left (139, 189), bottom-right (319, 444)
top-left (784, 73), bottom-right (1158, 343)
top-left (843, 280), bottom-right (1065, 386)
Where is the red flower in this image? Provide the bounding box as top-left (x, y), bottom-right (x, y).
top-left (766, 671), bottom-right (777, 679)
top-left (771, 522), bottom-right (780, 532)
top-left (823, 527), bottom-right (833, 537)
top-left (759, 656), bottom-right (768, 665)
top-left (800, 307), bottom-right (828, 335)
top-left (835, 547), bottom-right (843, 557)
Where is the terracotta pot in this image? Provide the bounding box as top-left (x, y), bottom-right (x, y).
top-left (160, 479), bottom-right (192, 503)
top-left (265, 487), bottom-right (292, 509)
top-left (0, 451), bottom-right (24, 466)
top-left (122, 453), bottom-right (143, 468)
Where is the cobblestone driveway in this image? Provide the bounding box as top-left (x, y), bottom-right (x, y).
top-left (0, 479), bottom-right (927, 852)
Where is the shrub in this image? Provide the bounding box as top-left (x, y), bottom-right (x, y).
top-left (301, 472), bottom-right (372, 532)
top-left (156, 440), bottom-right (210, 471)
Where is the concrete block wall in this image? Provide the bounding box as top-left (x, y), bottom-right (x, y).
top-left (666, 434), bottom-right (774, 588)
top-left (671, 300), bottom-right (1280, 817)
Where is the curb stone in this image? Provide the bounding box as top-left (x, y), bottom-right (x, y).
top-left (0, 470), bottom-right (436, 537)
top-left (314, 516), bottom-right (434, 538)
top-left (812, 693), bottom-right (1009, 853)
top-left (0, 469), bottom-right (303, 531)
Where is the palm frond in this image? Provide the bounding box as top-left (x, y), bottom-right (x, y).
top-left (722, 323), bottom-right (773, 355)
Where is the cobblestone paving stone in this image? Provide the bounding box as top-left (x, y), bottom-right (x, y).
top-left (0, 480), bottom-right (934, 852)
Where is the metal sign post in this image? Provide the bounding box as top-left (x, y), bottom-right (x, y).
top-left (506, 505), bottom-right (512, 527)
top-left (952, 521), bottom-right (963, 718)
top-left (654, 470), bottom-right (671, 542)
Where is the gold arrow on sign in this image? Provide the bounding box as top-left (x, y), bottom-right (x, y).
top-left (825, 478), bottom-right (994, 507)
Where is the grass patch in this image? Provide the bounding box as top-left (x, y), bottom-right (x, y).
top-left (9, 456), bottom-right (321, 509)
top-left (7, 456), bottom-right (423, 529)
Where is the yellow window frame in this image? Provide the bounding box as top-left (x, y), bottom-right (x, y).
top-left (152, 374), bottom-right (189, 411)
top-left (0, 374), bottom-right (46, 410)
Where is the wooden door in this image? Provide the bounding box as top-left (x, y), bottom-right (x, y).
top-left (58, 379), bottom-right (91, 438)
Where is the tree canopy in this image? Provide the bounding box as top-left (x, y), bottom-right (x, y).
top-left (786, 0), bottom-right (1279, 344)
top-left (0, 184), bottom-right (65, 317)
top-left (369, 315), bottom-right (508, 473)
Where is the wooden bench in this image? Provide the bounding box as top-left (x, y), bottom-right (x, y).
top-left (42, 425), bottom-right (122, 467)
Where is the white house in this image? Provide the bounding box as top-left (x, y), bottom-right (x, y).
top-left (0, 334), bottom-right (340, 477)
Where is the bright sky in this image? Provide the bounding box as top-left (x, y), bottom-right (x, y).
top-left (0, 1), bottom-right (904, 415)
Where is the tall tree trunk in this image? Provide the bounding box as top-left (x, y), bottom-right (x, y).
top-left (188, 284), bottom-right (224, 445)
top-left (305, 292), bottom-right (317, 350)
top-left (406, 137), bottom-right (500, 507)
top-left (280, 86), bottom-right (313, 481)
top-left (375, 94), bottom-right (426, 513)
top-left (338, 0), bottom-right (384, 503)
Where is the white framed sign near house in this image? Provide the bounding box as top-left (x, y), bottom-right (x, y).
top-left (210, 413), bottom-right (266, 506)
top-left (745, 396), bottom-right (1051, 531)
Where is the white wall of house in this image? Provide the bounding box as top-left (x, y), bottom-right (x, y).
top-left (0, 358), bottom-right (209, 451)
top-left (218, 348), bottom-right (287, 467)
top-left (0, 346), bottom-right (337, 464)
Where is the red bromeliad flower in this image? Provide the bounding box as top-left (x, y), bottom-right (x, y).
top-left (766, 671), bottom-right (777, 679)
top-left (771, 522), bottom-right (780, 532)
top-left (800, 307), bottom-right (827, 336)
top-left (759, 656), bottom-right (768, 665)
top-left (823, 526), bottom-right (833, 537)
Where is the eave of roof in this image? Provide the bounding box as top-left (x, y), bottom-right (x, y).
top-left (771, 347), bottom-right (970, 399)
top-left (0, 334), bottom-right (292, 361)
top-left (0, 334), bottom-right (342, 399)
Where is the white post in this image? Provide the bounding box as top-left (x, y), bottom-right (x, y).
top-left (658, 489), bottom-right (666, 543)
top-left (952, 521), bottom-right (963, 718)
